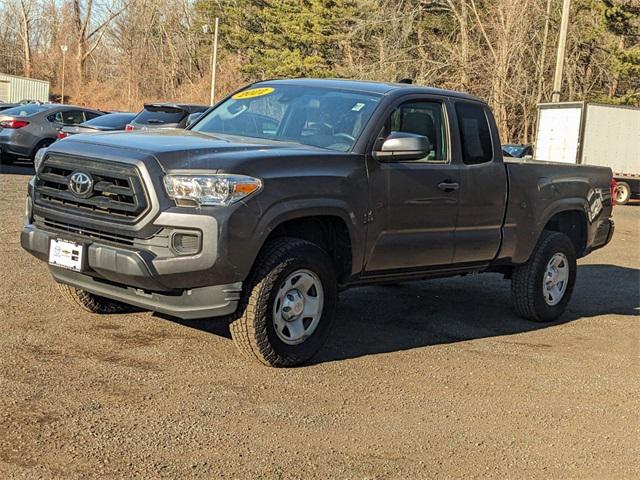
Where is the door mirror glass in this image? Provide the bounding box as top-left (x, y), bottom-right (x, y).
top-left (373, 132), bottom-right (433, 162)
top-left (186, 112), bottom-right (203, 128)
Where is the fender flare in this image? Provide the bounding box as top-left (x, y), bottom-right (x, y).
top-left (248, 197), bottom-right (363, 275)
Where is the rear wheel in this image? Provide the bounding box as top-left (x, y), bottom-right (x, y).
top-left (511, 231), bottom-right (577, 322)
top-left (58, 284), bottom-right (137, 314)
top-left (31, 139), bottom-right (54, 160)
top-left (230, 237), bottom-right (337, 367)
top-left (616, 181), bottom-right (631, 205)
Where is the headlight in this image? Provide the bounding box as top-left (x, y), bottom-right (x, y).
top-left (34, 147), bottom-right (47, 172)
top-left (163, 174), bottom-right (262, 207)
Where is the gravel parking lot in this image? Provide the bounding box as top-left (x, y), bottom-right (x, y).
top-left (1, 163), bottom-right (638, 479)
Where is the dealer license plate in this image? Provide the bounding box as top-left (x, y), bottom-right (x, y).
top-left (48, 239), bottom-right (84, 271)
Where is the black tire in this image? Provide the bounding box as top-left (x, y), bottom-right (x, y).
top-left (511, 231), bottom-right (577, 322)
top-left (616, 182), bottom-right (631, 205)
top-left (230, 237), bottom-right (338, 367)
top-left (58, 284), bottom-right (137, 314)
top-left (31, 139), bottom-right (55, 160)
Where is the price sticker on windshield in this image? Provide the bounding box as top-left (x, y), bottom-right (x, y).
top-left (232, 87), bottom-right (275, 100)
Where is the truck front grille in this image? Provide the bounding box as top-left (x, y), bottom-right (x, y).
top-left (36, 217), bottom-right (136, 246)
top-left (34, 154), bottom-right (149, 223)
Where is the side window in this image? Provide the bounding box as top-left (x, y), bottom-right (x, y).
top-left (62, 110), bottom-right (86, 125)
top-left (455, 102), bottom-right (493, 165)
top-left (84, 111), bottom-right (101, 121)
top-left (377, 101), bottom-right (448, 163)
top-left (48, 112), bottom-right (63, 124)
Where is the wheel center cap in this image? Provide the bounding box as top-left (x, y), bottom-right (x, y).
top-left (546, 269), bottom-right (558, 287)
top-left (282, 289), bottom-right (304, 321)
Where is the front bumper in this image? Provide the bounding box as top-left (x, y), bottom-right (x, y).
top-left (21, 213), bottom-right (242, 320)
top-left (51, 268), bottom-right (241, 320)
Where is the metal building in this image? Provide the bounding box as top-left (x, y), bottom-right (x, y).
top-left (0, 73), bottom-right (50, 103)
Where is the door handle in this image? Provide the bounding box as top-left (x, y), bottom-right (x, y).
top-left (437, 181), bottom-right (460, 192)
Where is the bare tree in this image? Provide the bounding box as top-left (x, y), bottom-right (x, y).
top-left (72, 0), bottom-right (126, 84)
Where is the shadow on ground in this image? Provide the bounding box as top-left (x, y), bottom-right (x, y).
top-left (0, 159), bottom-right (34, 176)
top-left (160, 263), bottom-right (639, 365)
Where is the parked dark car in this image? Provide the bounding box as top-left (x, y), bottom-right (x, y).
top-left (502, 143), bottom-right (533, 158)
top-left (57, 112), bottom-right (136, 139)
top-left (0, 104), bottom-right (104, 162)
top-left (22, 79), bottom-right (615, 367)
top-left (125, 103), bottom-right (210, 131)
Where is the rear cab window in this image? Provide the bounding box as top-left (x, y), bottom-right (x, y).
top-left (455, 102), bottom-right (493, 165)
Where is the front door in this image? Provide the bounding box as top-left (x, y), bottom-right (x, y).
top-left (364, 98), bottom-right (460, 272)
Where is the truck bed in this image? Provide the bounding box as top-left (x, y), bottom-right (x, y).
top-left (498, 159), bottom-right (614, 264)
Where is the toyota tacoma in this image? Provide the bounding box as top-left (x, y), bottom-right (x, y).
top-left (21, 79), bottom-right (615, 366)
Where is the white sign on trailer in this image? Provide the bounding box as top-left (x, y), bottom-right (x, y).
top-left (534, 105), bottom-right (583, 164)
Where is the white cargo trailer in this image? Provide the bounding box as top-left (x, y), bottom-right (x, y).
top-left (0, 73), bottom-right (50, 103)
top-left (534, 102), bottom-right (640, 204)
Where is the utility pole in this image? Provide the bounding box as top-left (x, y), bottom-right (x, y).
top-left (203, 18), bottom-right (220, 106)
top-left (551, 0), bottom-right (571, 102)
top-left (60, 45), bottom-right (68, 105)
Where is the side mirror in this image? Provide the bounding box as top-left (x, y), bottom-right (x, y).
top-left (373, 132), bottom-right (432, 162)
top-left (186, 112), bottom-right (203, 128)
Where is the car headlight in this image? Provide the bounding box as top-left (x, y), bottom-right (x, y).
top-left (163, 174), bottom-right (262, 207)
top-left (34, 147), bottom-right (47, 172)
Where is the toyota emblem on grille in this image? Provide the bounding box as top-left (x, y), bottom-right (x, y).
top-left (68, 171), bottom-right (94, 198)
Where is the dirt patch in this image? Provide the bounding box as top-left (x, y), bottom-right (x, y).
top-left (1, 171), bottom-right (638, 479)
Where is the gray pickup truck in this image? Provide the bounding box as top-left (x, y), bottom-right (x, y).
top-left (21, 79), bottom-right (615, 367)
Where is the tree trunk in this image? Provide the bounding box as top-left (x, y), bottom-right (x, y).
top-left (19, 0), bottom-right (32, 77)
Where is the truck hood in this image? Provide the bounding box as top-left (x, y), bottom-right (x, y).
top-left (52, 128), bottom-right (337, 171)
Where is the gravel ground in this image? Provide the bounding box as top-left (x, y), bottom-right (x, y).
top-left (1, 163), bottom-right (638, 479)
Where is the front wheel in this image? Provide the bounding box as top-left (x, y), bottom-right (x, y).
top-left (58, 284), bottom-right (138, 314)
top-left (230, 237), bottom-right (337, 367)
top-left (511, 231), bottom-right (577, 322)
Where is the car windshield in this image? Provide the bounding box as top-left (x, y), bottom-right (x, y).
top-left (503, 144), bottom-right (526, 157)
top-left (0, 104), bottom-right (50, 117)
top-left (192, 85), bottom-right (382, 152)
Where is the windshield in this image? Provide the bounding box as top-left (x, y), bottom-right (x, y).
top-left (502, 144), bottom-right (529, 157)
top-left (192, 85), bottom-right (382, 152)
top-left (0, 104), bottom-right (50, 117)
